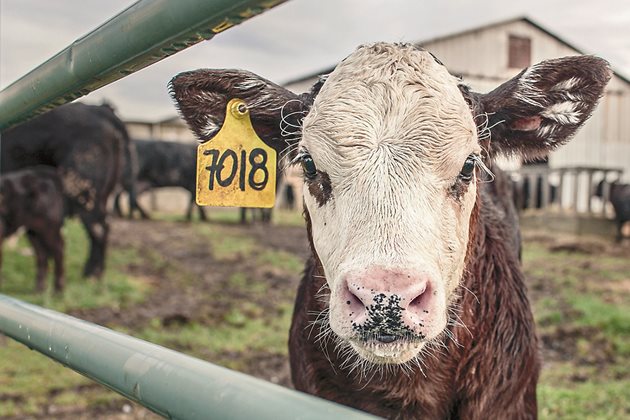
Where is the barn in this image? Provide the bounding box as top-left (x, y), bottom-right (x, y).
top-left (284, 17), bottom-right (630, 217)
top-left (125, 116), bottom-right (196, 143)
top-left (121, 17), bottom-right (630, 220)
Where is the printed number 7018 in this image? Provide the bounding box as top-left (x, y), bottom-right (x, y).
top-left (204, 148), bottom-right (269, 191)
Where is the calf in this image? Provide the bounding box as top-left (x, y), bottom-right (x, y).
top-left (595, 180), bottom-right (630, 241)
top-left (114, 139), bottom-right (206, 221)
top-left (170, 43), bottom-right (610, 418)
top-left (1, 102), bottom-right (134, 278)
top-left (0, 167), bottom-right (65, 292)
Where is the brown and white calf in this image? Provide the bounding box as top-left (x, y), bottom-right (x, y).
top-left (170, 43), bottom-right (610, 419)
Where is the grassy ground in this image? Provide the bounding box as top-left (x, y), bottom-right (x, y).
top-left (0, 211), bottom-right (628, 418)
top-left (0, 220), bottom-right (151, 417)
top-left (0, 211), bottom-right (304, 418)
top-left (523, 236), bottom-right (630, 419)
top-left (0, 222), bottom-right (148, 313)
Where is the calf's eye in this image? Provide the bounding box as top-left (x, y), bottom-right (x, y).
top-left (301, 154), bottom-right (317, 179)
top-left (459, 155), bottom-right (476, 182)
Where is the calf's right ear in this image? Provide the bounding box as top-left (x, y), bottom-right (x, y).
top-left (168, 69), bottom-right (307, 149)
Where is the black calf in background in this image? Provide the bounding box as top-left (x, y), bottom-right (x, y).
top-left (0, 167), bottom-right (65, 292)
top-left (595, 180), bottom-right (630, 242)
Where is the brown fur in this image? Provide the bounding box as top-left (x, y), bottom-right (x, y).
top-left (306, 171), bottom-right (333, 207)
top-left (290, 168), bottom-right (539, 419)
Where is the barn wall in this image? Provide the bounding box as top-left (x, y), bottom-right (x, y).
top-left (287, 18), bottom-right (630, 195)
top-left (422, 20), bottom-right (585, 84)
top-left (126, 121), bottom-right (197, 142)
top-left (422, 20), bottom-right (630, 182)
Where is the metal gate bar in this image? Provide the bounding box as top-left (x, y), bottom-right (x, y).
top-left (0, 294), bottom-right (376, 420)
top-left (0, 0), bottom-right (287, 130)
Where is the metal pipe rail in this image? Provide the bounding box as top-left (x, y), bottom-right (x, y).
top-left (0, 294), bottom-right (377, 419)
top-left (0, 0), bottom-right (288, 130)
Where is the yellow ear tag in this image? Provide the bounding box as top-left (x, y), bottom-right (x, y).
top-left (196, 99), bottom-right (276, 208)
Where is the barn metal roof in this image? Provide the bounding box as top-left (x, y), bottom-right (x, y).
top-left (284, 16), bottom-right (630, 87)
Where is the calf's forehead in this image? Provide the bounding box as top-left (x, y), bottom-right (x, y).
top-left (301, 43), bottom-right (478, 172)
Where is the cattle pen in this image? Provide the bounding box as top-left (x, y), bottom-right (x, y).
top-left (0, 0), bottom-right (375, 418)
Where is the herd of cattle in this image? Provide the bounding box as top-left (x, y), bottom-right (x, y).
top-left (0, 101), bottom-right (628, 293)
top-left (0, 102), bottom-right (284, 293)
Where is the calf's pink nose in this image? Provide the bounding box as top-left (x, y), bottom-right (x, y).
top-left (342, 267), bottom-right (435, 335)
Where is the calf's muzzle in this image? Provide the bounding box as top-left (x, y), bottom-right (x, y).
top-left (340, 267), bottom-right (442, 340)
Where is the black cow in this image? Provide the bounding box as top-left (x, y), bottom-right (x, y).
top-left (114, 139), bottom-right (206, 221)
top-left (0, 167), bottom-right (65, 292)
top-left (595, 180), bottom-right (630, 241)
top-left (1, 102), bottom-right (135, 278)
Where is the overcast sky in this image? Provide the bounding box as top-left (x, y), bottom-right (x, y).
top-left (1, 0), bottom-right (629, 121)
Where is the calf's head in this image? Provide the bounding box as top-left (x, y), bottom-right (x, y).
top-left (170, 43), bottom-right (610, 365)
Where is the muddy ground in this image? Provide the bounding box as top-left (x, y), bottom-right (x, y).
top-left (60, 218), bottom-right (308, 419)
top-left (72, 219), bottom-right (309, 332)
top-left (4, 216), bottom-right (629, 419)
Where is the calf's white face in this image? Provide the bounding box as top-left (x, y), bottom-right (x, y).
top-left (299, 44), bottom-right (480, 363)
top-left (170, 42), bottom-right (611, 368)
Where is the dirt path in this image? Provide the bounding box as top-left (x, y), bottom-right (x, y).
top-left (31, 218), bottom-right (309, 419)
top-left (69, 219), bottom-right (309, 329)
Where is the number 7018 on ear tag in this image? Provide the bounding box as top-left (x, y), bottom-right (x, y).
top-left (196, 99), bottom-right (276, 208)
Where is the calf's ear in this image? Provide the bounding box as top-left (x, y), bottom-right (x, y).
top-left (168, 69), bottom-right (307, 149)
top-left (472, 56), bottom-right (611, 159)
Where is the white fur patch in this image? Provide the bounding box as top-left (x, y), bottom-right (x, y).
top-left (515, 65), bottom-right (545, 108)
top-left (201, 118), bottom-right (219, 137)
top-left (236, 77), bottom-right (265, 91)
top-left (541, 101), bottom-right (581, 125)
top-left (564, 92), bottom-right (583, 102)
top-left (537, 123), bottom-right (557, 139)
top-left (551, 77), bottom-right (581, 92)
top-left (300, 43), bottom-right (480, 363)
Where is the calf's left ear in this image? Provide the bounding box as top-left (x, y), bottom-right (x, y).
top-left (472, 56), bottom-right (612, 159)
top-left (168, 69), bottom-right (307, 148)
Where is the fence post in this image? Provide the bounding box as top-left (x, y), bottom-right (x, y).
top-left (556, 169), bottom-right (564, 210)
top-left (586, 169), bottom-right (594, 215)
top-left (572, 170), bottom-right (580, 212)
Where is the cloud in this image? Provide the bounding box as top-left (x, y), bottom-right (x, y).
top-left (2, 0), bottom-right (629, 120)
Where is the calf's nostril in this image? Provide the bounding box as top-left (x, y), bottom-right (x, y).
top-left (409, 283), bottom-right (429, 308)
top-left (346, 285), bottom-right (366, 307)
top-left (347, 287), bottom-right (364, 307)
